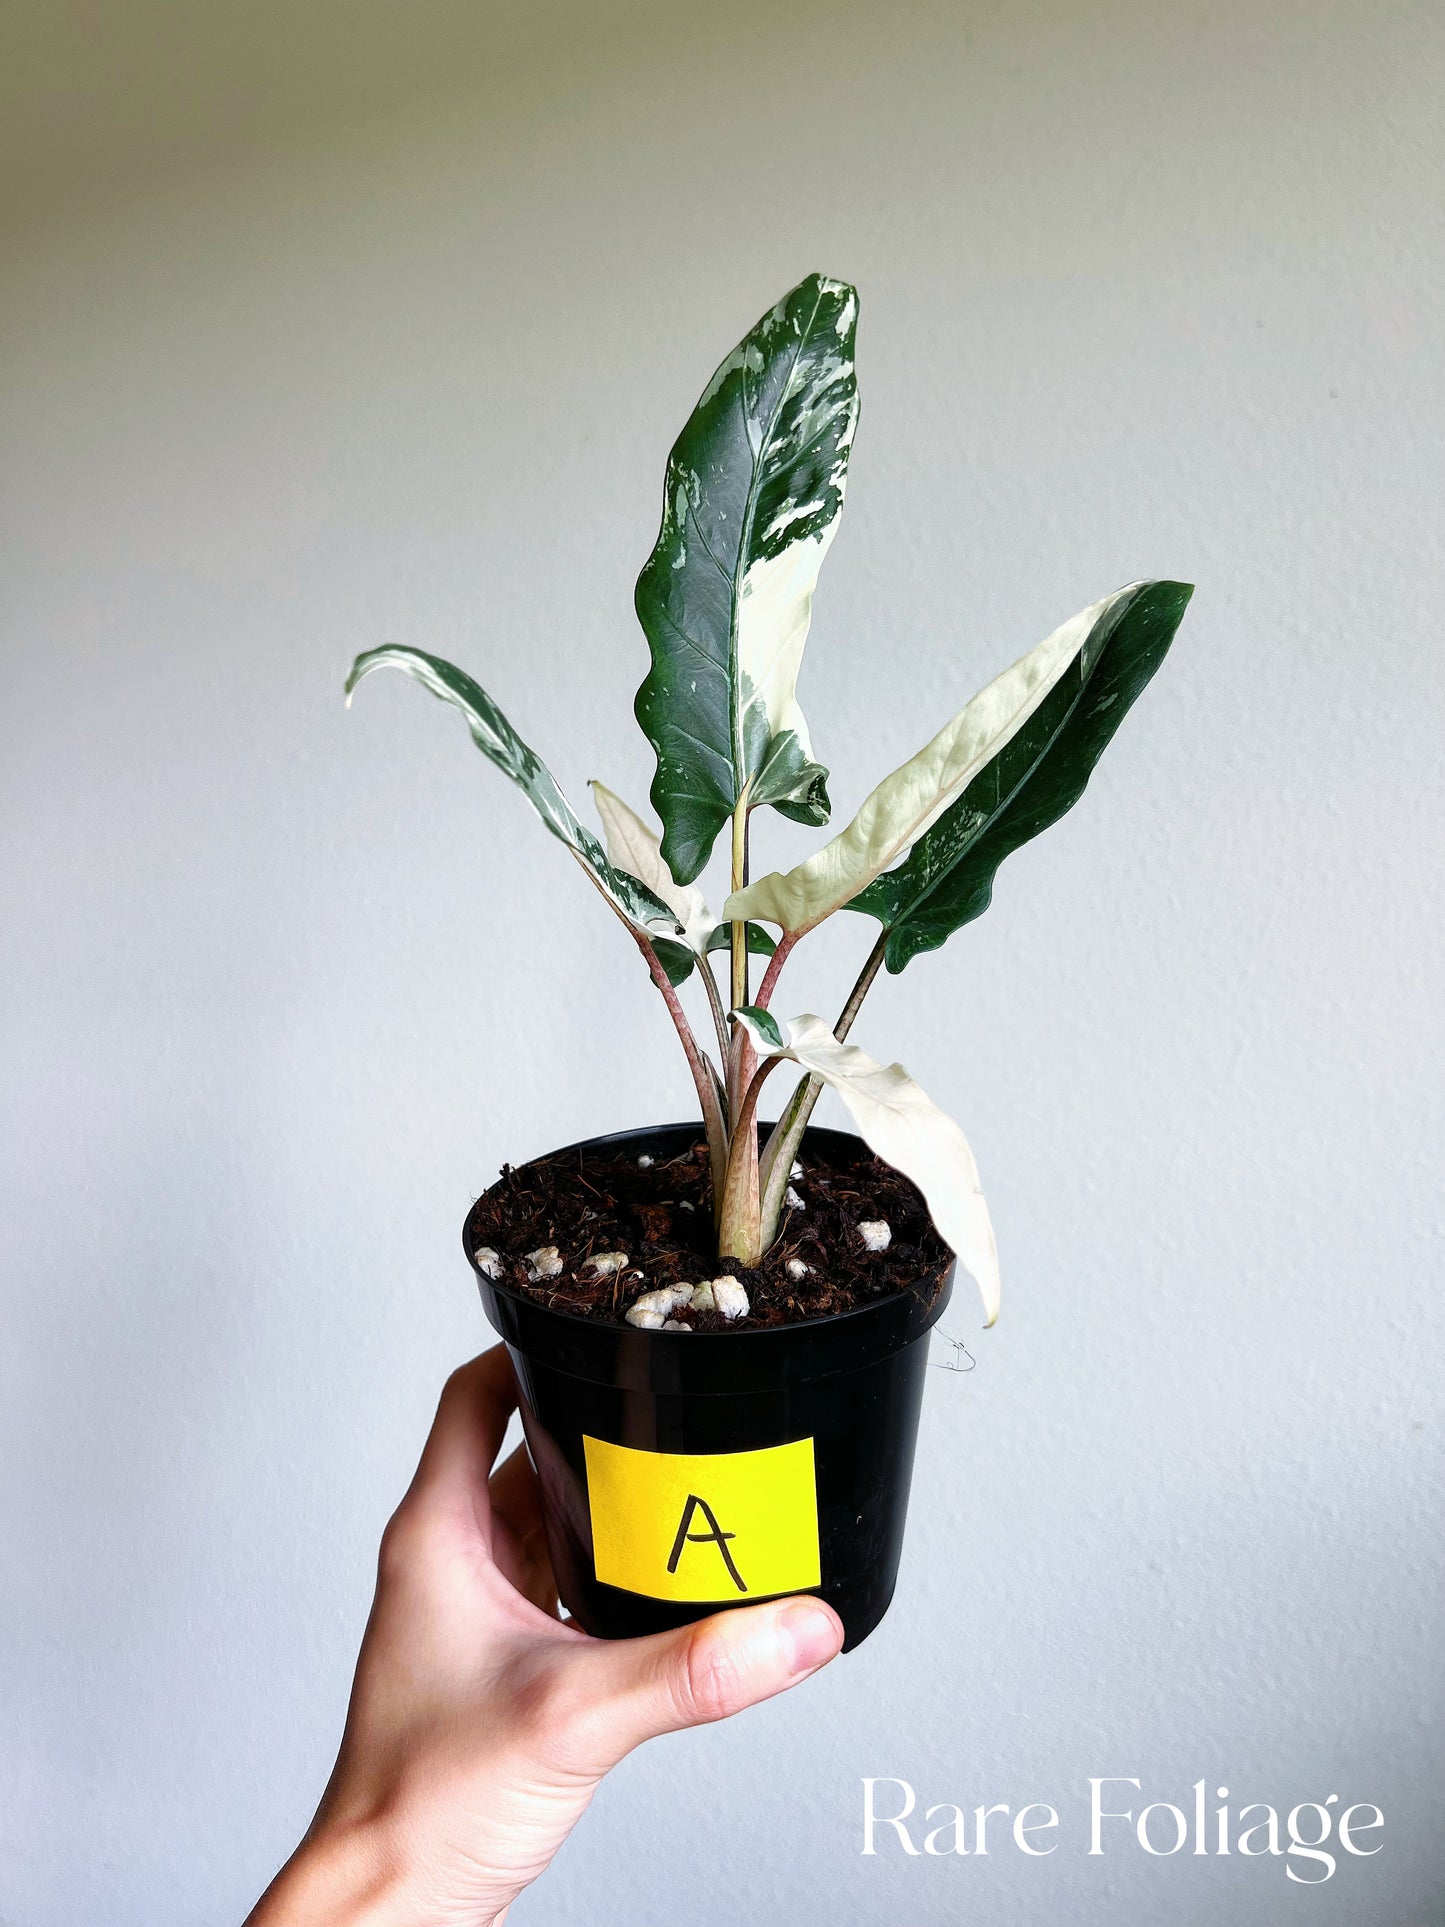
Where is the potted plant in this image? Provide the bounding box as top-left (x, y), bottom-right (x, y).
top-left (346, 273), bottom-right (1192, 1649)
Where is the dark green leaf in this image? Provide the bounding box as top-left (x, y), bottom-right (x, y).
top-left (704, 921), bottom-right (777, 959)
top-left (650, 936), bottom-right (697, 986)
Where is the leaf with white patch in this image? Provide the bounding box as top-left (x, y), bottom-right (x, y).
top-left (733, 1004), bottom-right (787, 1053)
top-left (849, 581), bottom-right (1193, 970)
top-left (634, 272), bottom-right (859, 882)
top-left (590, 782), bottom-right (717, 950)
top-left (725, 586), bottom-right (1148, 937)
top-left (587, 786), bottom-right (775, 985)
top-left (346, 647), bottom-right (680, 936)
top-left (735, 1011), bottom-right (999, 1323)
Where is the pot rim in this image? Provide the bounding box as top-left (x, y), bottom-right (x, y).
top-left (463, 1118), bottom-right (956, 1347)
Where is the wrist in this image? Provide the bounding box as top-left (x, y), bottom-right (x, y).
top-left (246, 1815), bottom-right (421, 1927)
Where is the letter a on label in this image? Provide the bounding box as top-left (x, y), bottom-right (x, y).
top-left (583, 1435), bottom-right (820, 1602)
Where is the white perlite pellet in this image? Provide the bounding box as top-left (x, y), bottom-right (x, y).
top-left (785, 1257), bottom-right (810, 1281)
top-left (472, 1247), bottom-right (503, 1280)
top-left (636, 1154), bottom-right (654, 1168)
top-left (711, 1275), bottom-right (750, 1321)
top-left (628, 1282), bottom-right (693, 1320)
top-left (584, 1251), bottom-right (629, 1276)
top-left (790, 1161), bottom-right (805, 1180)
top-left (661, 1318), bottom-right (691, 1331)
top-left (689, 1280), bottom-right (715, 1312)
top-left (625, 1306), bottom-right (665, 1330)
top-left (858, 1220), bottom-right (892, 1252)
top-left (785, 1186), bottom-right (806, 1210)
top-left (524, 1246), bottom-right (564, 1280)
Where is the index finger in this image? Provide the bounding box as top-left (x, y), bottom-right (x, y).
top-left (402, 1345), bottom-right (519, 1529)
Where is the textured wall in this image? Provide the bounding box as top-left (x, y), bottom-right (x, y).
top-left (2, 1), bottom-right (1441, 1921)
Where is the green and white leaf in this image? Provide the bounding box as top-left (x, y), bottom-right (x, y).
top-left (849, 580), bottom-right (1193, 971)
top-left (704, 921), bottom-right (776, 959)
top-left (735, 1011), bottom-right (999, 1324)
top-left (590, 782), bottom-right (717, 950)
top-left (726, 586), bottom-right (1149, 936)
top-left (732, 1004), bottom-right (787, 1053)
top-left (634, 272), bottom-right (859, 883)
top-left (346, 646), bottom-right (680, 936)
top-left (588, 784), bottom-right (776, 988)
top-left (647, 924), bottom-right (774, 988)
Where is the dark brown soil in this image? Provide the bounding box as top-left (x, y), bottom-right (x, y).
top-left (464, 1133), bottom-right (951, 1330)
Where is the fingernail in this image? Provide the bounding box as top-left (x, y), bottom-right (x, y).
top-left (777, 1599), bottom-right (843, 1675)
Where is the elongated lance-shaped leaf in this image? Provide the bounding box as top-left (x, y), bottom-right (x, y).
top-left (726, 585), bottom-right (1147, 936)
top-left (735, 1010), bottom-right (999, 1323)
top-left (849, 581), bottom-right (1193, 971)
top-left (634, 272), bottom-right (859, 883)
top-left (346, 647), bottom-right (681, 936)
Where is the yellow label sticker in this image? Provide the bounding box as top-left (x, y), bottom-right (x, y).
top-left (583, 1434), bottom-right (820, 1602)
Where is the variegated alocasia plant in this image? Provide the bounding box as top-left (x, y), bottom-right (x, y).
top-left (347, 272), bottom-right (1193, 1326)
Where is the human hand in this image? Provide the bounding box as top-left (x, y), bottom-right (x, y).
top-left (246, 1346), bottom-right (844, 1926)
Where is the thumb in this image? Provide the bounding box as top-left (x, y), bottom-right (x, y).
top-left (562, 1595), bottom-right (844, 1771)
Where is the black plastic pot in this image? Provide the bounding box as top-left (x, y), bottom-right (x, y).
top-left (464, 1122), bottom-right (953, 1652)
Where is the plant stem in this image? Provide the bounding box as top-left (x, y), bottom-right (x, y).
top-left (833, 928), bottom-right (889, 1043)
top-left (576, 851), bottom-right (731, 1212)
top-left (716, 1055), bottom-right (781, 1265)
top-left (756, 1069), bottom-right (814, 1241)
top-left (725, 790), bottom-right (755, 1129)
top-left (729, 795), bottom-right (750, 1011)
top-left (753, 929), bottom-right (796, 1010)
top-left (698, 948), bottom-right (732, 1098)
top-left (756, 928), bottom-right (890, 1243)
top-left (726, 1016), bottom-right (754, 1154)
top-left (632, 929), bottom-right (729, 1204)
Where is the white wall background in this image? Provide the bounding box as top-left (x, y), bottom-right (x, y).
top-left (3, 1), bottom-right (1442, 1920)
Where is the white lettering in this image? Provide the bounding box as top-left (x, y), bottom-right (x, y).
top-left (972, 1803), bottom-right (1011, 1855)
top-left (1137, 1802), bottom-right (1189, 1855)
top-left (923, 1803), bottom-right (967, 1855)
top-left (1089, 1777), bottom-right (1141, 1855)
top-left (1013, 1804), bottom-right (1059, 1855)
top-left (1237, 1804), bottom-right (1282, 1857)
top-left (1339, 1804), bottom-right (1384, 1856)
top-left (861, 1777), bottom-right (918, 1855)
top-left (1285, 1802), bottom-right (1337, 1883)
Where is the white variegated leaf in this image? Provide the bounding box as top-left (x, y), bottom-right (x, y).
top-left (634, 273), bottom-right (859, 882)
top-left (590, 782), bottom-right (717, 952)
top-left (346, 647), bottom-right (681, 938)
top-left (726, 587), bottom-right (1141, 936)
top-left (848, 581), bottom-right (1193, 972)
top-left (735, 1010), bottom-right (999, 1323)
